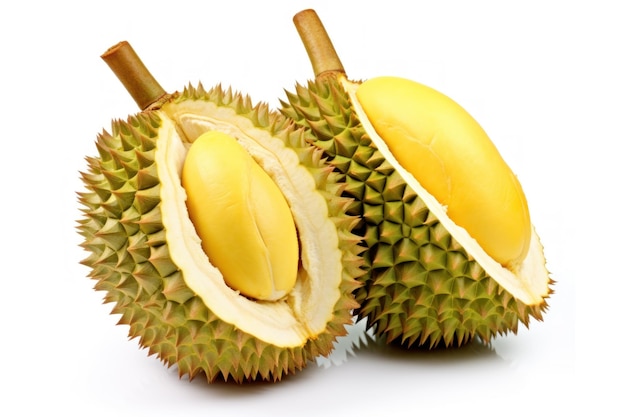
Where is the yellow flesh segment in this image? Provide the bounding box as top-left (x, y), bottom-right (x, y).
top-left (181, 131), bottom-right (298, 300)
top-left (356, 76), bottom-right (530, 268)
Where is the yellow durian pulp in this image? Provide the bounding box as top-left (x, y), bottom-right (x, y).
top-left (355, 76), bottom-right (531, 270)
top-left (182, 131), bottom-right (299, 301)
top-left (337, 75), bottom-right (549, 305)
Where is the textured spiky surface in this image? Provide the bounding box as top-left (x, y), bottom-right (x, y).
top-left (77, 84), bottom-right (362, 382)
top-left (281, 74), bottom-right (552, 348)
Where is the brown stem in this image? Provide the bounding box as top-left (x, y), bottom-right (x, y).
top-left (101, 41), bottom-right (168, 110)
top-left (293, 9), bottom-right (345, 78)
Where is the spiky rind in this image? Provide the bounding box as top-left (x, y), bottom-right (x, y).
top-left (281, 74), bottom-right (552, 348)
top-left (78, 84), bottom-right (363, 382)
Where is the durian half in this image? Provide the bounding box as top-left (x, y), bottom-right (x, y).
top-left (280, 10), bottom-right (553, 348)
top-left (77, 42), bottom-right (362, 382)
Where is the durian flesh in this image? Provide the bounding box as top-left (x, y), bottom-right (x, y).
top-left (347, 76), bottom-right (548, 305)
top-left (78, 84), bottom-right (361, 382)
top-left (181, 130), bottom-right (299, 302)
top-left (354, 76), bottom-right (531, 271)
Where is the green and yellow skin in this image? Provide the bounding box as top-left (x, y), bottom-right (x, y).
top-left (281, 9), bottom-right (552, 347)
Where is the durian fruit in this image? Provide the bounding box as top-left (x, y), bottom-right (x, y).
top-left (280, 9), bottom-right (553, 348)
top-left (77, 41), bottom-right (363, 383)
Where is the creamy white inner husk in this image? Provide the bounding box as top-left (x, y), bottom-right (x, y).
top-left (155, 101), bottom-right (343, 347)
top-left (343, 78), bottom-right (549, 305)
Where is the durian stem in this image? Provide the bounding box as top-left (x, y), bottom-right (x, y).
top-left (293, 9), bottom-right (345, 77)
top-left (101, 41), bottom-right (168, 111)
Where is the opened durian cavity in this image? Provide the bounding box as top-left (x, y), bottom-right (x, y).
top-left (155, 100), bottom-right (343, 347)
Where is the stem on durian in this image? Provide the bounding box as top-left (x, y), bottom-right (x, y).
top-left (293, 9), bottom-right (345, 77)
top-left (101, 41), bottom-right (168, 111)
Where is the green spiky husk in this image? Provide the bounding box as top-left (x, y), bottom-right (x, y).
top-left (281, 73), bottom-right (552, 348)
top-left (77, 84), bottom-right (362, 383)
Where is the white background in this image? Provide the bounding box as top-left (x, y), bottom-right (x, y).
top-left (1, 0), bottom-right (621, 415)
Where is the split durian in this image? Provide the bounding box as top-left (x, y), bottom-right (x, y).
top-left (77, 41), bottom-right (362, 382)
top-left (280, 9), bottom-right (553, 348)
